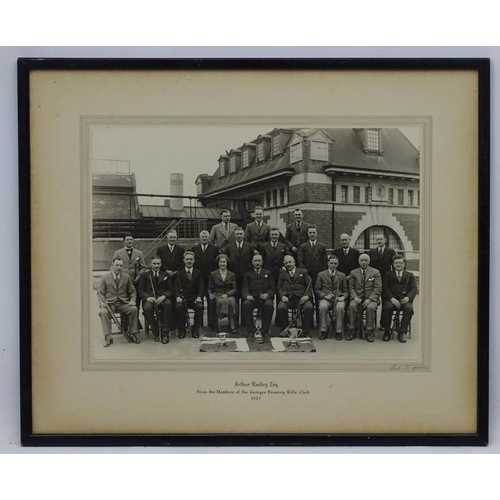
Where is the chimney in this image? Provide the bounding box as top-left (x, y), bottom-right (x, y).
top-left (170, 173), bottom-right (183, 211)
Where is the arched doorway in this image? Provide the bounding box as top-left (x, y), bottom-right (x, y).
top-left (354, 225), bottom-right (404, 252)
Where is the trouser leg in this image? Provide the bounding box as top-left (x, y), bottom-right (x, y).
top-left (160, 300), bottom-right (172, 333)
top-left (400, 302), bottom-right (414, 333)
top-left (242, 299), bottom-right (255, 333)
top-left (335, 301), bottom-right (345, 333)
top-left (365, 302), bottom-right (378, 332)
top-left (301, 301), bottom-right (314, 332)
top-left (143, 301), bottom-right (159, 337)
top-left (276, 301), bottom-right (289, 327)
top-left (261, 299), bottom-right (274, 332)
top-left (99, 307), bottom-right (112, 337)
top-left (318, 299), bottom-right (330, 331)
top-left (381, 301), bottom-right (395, 331)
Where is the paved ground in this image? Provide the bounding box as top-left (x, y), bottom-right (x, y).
top-left (90, 288), bottom-right (421, 363)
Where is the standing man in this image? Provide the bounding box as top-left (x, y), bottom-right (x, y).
top-left (369, 233), bottom-right (397, 278)
top-left (98, 257), bottom-right (140, 346)
top-left (315, 255), bottom-right (349, 340)
top-left (332, 233), bottom-right (361, 277)
top-left (157, 230), bottom-right (185, 275)
top-left (244, 206), bottom-right (270, 251)
top-left (260, 227), bottom-right (289, 285)
top-left (284, 209), bottom-right (311, 257)
top-left (348, 253), bottom-right (382, 343)
top-left (192, 230), bottom-right (220, 330)
top-left (209, 209), bottom-right (238, 249)
top-left (381, 255), bottom-right (418, 343)
top-left (174, 252), bottom-right (204, 339)
top-left (298, 225), bottom-right (328, 287)
top-left (276, 255), bottom-right (314, 337)
top-left (138, 256), bottom-right (174, 344)
top-left (241, 254), bottom-right (276, 338)
top-left (223, 227), bottom-right (257, 298)
top-left (112, 234), bottom-right (147, 284)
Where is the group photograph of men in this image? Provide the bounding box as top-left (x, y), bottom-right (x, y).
top-left (94, 206), bottom-right (419, 357)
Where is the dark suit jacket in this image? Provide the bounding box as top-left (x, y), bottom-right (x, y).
top-left (332, 247), bottom-right (361, 276)
top-left (157, 244), bottom-right (185, 272)
top-left (277, 268), bottom-right (313, 301)
top-left (382, 270), bottom-right (418, 302)
top-left (209, 222), bottom-right (238, 249)
top-left (112, 247), bottom-right (147, 282)
top-left (223, 242), bottom-right (257, 280)
top-left (348, 266), bottom-right (382, 303)
top-left (314, 270), bottom-right (349, 301)
top-left (284, 222), bottom-right (311, 250)
top-left (191, 243), bottom-right (220, 283)
top-left (174, 268), bottom-right (204, 301)
top-left (208, 270), bottom-right (237, 296)
top-left (242, 269), bottom-right (276, 299)
top-left (138, 270), bottom-right (174, 301)
top-left (244, 221), bottom-right (270, 247)
top-left (369, 246), bottom-right (397, 277)
top-left (261, 241), bottom-right (289, 278)
top-left (298, 241), bottom-right (328, 279)
top-left (98, 272), bottom-right (136, 304)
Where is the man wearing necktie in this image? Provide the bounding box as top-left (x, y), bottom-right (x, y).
top-left (332, 233), bottom-right (361, 276)
top-left (298, 225), bottom-right (328, 287)
top-left (369, 234), bottom-right (397, 278)
top-left (381, 255), bottom-right (418, 342)
top-left (98, 257), bottom-right (140, 347)
top-left (348, 253), bottom-right (382, 342)
top-left (261, 227), bottom-right (289, 284)
top-left (284, 209), bottom-right (311, 257)
top-left (157, 230), bottom-right (185, 275)
top-left (138, 256), bottom-right (174, 343)
top-left (209, 209), bottom-right (238, 249)
top-left (244, 206), bottom-right (270, 251)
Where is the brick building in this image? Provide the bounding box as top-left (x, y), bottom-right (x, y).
top-left (196, 127), bottom-right (420, 271)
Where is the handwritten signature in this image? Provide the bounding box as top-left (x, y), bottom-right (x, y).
top-left (390, 364), bottom-right (429, 371)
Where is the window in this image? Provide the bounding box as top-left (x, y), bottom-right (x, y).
top-left (257, 142), bottom-right (265, 162)
top-left (242, 150), bottom-right (249, 169)
top-left (398, 189), bottom-right (404, 205)
top-left (290, 142), bottom-right (303, 163)
top-left (229, 156), bottom-right (236, 174)
top-left (272, 190), bottom-right (277, 207)
top-left (388, 188), bottom-right (394, 205)
top-left (279, 188), bottom-right (285, 205)
top-left (408, 190), bottom-right (414, 206)
top-left (417, 190), bottom-right (420, 206)
top-left (366, 129), bottom-right (381, 152)
top-left (272, 135), bottom-right (281, 156)
top-left (353, 186), bottom-right (360, 203)
top-left (266, 191), bottom-right (271, 207)
top-left (354, 225), bottom-right (403, 252)
top-left (310, 140), bottom-right (328, 161)
top-left (219, 160), bottom-right (226, 178)
top-left (365, 186), bottom-right (372, 203)
top-left (341, 185), bottom-right (348, 203)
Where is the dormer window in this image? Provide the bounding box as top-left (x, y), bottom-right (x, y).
top-left (310, 140), bottom-right (328, 161)
top-left (290, 141), bottom-right (303, 163)
top-left (242, 150), bottom-right (249, 168)
top-left (241, 143), bottom-right (256, 169)
top-left (229, 156), bottom-right (236, 174)
top-left (272, 135), bottom-right (281, 157)
top-left (228, 150), bottom-right (240, 175)
top-left (257, 142), bottom-right (265, 162)
top-left (365, 129), bottom-right (381, 153)
top-left (219, 157), bottom-right (227, 178)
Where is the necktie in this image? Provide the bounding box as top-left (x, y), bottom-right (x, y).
top-left (378, 247), bottom-right (383, 257)
top-left (114, 275), bottom-right (120, 288)
top-left (155, 271), bottom-right (159, 282)
top-left (257, 222), bottom-right (261, 232)
top-left (224, 223), bottom-right (228, 232)
top-left (202, 245), bottom-right (206, 253)
top-left (273, 242), bottom-right (276, 248)
top-left (397, 272), bottom-right (402, 281)
top-left (344, 248), bottom-right (348, 256)
top-left (187, 269), bottom-right (192, 281)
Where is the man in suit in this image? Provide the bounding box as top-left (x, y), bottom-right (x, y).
top-left (244, 206), bottom-right (270, 251)
top-left (284, 209), bottom-right (311, 257)
top-left (174, 251), bottom-right (204, 339)
top-left (332, 233), bottom-right (361, 277)
top-left (98, 257), bottom-right (140, 346)
top-left (138, 255), bottom-right (174, 344)
top-left (112, 234), bottom-right (147, 284)
top-left (298, 225), bottom-right (328, 286)
top-left (157, 230), bottom-right (185, 275)
top-left (241, 254), bottom-right (276, 338)
top-left (315, 255), bottom-right (349, 340)
top-left (192, 230), bottom-right (220, 330)
top-left (209, 209), bottom-right (238, 249)
top-left (223, 227), bottom-right (257, 296)
top-left (369, 234), bottom-right (397, 278)
top-left (381, 255), bottom-right (418, 343)
top-left (348, 253), bottom-right (382, 342)
top-left (276, 255), bottom-right (314, 336)
top-left (260, 227), bottom-right (289, 285)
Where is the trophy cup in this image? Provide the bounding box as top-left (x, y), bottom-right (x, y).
top-left (253, 314), bottom-right (264, 344)
top-left (286, 327), bottom-right (302, 348)
top-left (217, 331), bottom-right (228, 348)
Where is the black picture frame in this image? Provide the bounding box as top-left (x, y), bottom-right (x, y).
top-left (18, 57), bottom-right (490, 447)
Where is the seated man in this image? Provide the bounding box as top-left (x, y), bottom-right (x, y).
top-left (348, 253), bottom-right (382, 343)
top-left (98, 257), bottom-right (140, 347)
top-left (381, 255), bottom-right (418, 343)
top-left (276, 255), bottom-right (314, 337)
top-left (241, 254), bottom-right (275, 338)
top-left (138, 255), bottom-right (174, 344)
top-left (315, 255), bottom-right (349, 341)
top-left (174, 251), bottom-right (204, 339)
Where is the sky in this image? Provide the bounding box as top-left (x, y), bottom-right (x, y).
top-left (91, 125), bottom-right (421, 205)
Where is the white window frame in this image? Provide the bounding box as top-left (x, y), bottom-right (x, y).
top-left (242, 149), bottom-right (249, 169)
top-left (310, 140), bottom-right (329, 161)
top-left (290, 141), bottom-right (303, 163)
top-left (219, 160), bottom-right (226, 178)
top-left (229, 156), bottom-right (236, 174)
top-left (365, 129), bottom-right (381, 152)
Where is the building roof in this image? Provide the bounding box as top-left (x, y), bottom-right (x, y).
top-left (92, 173), bottom-right (135, 189)
top-left (201, 128), bottom-right (419, 196)
top-left (140, 205), bottom-right (240, 220)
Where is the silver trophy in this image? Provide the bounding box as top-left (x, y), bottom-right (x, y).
top-left (217, 331), bottom-right (228, 348)
top-left (286, 327), bottom-right (302, 348)
top-left (254, 315), bottom-right (264, 344)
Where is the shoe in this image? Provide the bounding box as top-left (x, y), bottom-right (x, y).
top-left (178, 331), bottom-right (186, 339)
top-left (154, 336), bottom-right (160, 342)
top-left (130, 333), bottom-right (140, 344)
top-left (193, 329), bottom-right (200, 339)
top-left (161, 334), bottom-right (169, 344)
top-left (346, 331), bottom-right (354, 341)
top-left (230, 327), bottom-right (238, 334)
top-left (398, 332), bottom-right (407, 343)
top-left (383, 331), bottom-right (391, 342)
top-left (104, 336), bottom-right (113, 347)
top-left (336, 333), bottom-right (342, 341)
top-left (319, 331), bottom-right (327, 340)
top-left (366, 332), bottom-right (374, 343)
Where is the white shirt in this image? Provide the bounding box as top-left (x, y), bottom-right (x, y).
top-left (168, 245), bottom-right (175, 252)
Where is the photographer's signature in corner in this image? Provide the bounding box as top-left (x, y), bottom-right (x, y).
top-left (390, 364), bottom-right (428, 371)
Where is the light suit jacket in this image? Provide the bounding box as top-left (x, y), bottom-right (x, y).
top-left (209, 222), bottom-right (238, 249)
top-left (315, 270), bottom-right (349, 300)
top-left (112, 247), bottom-right (147, 282)
top-left (98, 272), bottom-right (136, 304)
top-left (348, 266), bottom-right (382, 303)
